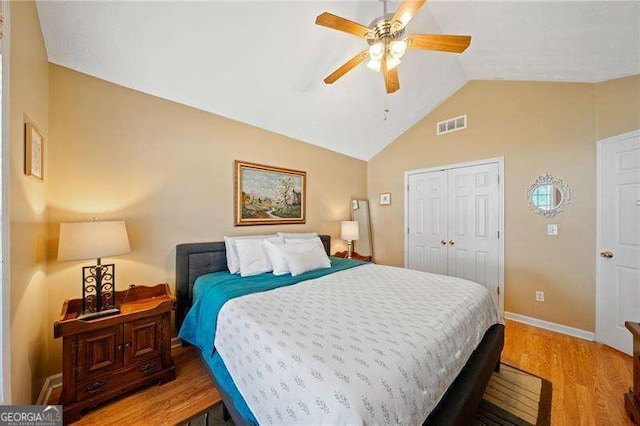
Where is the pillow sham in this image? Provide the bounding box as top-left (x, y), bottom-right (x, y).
top-left (277, 232), bottom-right (318, 240)
top-left (264, 240), bottom-right (290, 276)
top-left (280, 238), bottom-right (331, 276)
top-left (224, 235), bottom-right (278, 274)
top-left (235, 237), bottom-right (282, 277)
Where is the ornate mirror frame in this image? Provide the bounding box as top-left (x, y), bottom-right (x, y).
top-left (526, 173), bottom-right (571, 218)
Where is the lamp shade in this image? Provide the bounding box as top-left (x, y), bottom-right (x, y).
top-left (58, 221), bottom-right (131, 261)
top-left (341, 221), bottom-right (359, 241)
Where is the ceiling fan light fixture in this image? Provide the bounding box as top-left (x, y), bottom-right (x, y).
top-left (390, 39), bottom-right (408, 58)
top-left (368, 42), bottom-right (385, 61)
top-left (386, 55), bottom-right (401, 70)
top-left (366, 58), bottom-right (382, 72)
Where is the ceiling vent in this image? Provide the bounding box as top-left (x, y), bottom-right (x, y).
top-left (437, 114), bottom-right (467, 135)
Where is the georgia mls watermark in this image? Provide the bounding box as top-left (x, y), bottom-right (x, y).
top-left (0, 405), bottom-right (62, 426)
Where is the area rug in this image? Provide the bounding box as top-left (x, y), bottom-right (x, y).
top-left (183, 363), bottom-right (552, 426)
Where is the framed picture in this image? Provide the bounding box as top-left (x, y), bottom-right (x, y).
top-left (379, 192), bottom-right (391, 206)
top-left (25, 123), bottom-right (44, 180)
top-left (235, 161), bottom-right (306, 226)
top-left (352, 200), bottom-right (359, 210)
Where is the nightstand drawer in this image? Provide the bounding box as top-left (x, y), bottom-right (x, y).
top-left (76, 357), bottom-right (162, 400)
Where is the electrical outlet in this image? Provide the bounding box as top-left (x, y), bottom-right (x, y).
top-left (547, 224), bottom-right (558, 236)
top-left (535, 291), bottom-right (545, 302)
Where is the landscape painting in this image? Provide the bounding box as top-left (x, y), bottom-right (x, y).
top-left (234, 161), bottom-right (306, 226)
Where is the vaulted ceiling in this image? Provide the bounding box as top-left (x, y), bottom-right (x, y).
top-left (36, 1), bottom-right (640, 160)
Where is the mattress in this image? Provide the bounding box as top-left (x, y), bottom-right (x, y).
top-left (214, 263), bottom-right (502, 425)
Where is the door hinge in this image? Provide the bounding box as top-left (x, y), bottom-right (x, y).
top-left (407, 227), bottom-right (409, 234)
top-left (497, 286), bottom-right (500, 295)
top-left (497, 231), bottom-right (500, 239)
top-left (497, 175), bottom-right (500, 184)
top-left (407, 184), bottom-right (409, 191)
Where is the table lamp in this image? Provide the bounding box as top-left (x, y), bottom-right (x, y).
top-left (57, 220), bottom-right (131, 320)
top-left (341, 220), bottom-right (359, 259)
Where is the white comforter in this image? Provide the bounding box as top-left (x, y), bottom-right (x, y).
top-left (214, 264), bottom-right (502, 425)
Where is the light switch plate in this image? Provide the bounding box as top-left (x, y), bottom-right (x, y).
top-left (547, 224), bottom-right (558, 236)
top-left (535, 291), bottom-right (545, 302)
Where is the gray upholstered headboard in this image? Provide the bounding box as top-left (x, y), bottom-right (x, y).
top-left (175, 235), bottom-right (331, 330)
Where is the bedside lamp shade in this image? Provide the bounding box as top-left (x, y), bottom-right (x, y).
top-left (58, 221), bottom-right (130, 261)
top-left (341, 221), bottom-right (359, 241)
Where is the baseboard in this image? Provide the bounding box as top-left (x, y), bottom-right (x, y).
top-left (504, 311), bottom-right (595, 341)
top-left (36, 373), bottom-right (62, 405)
top-left (37, 337), bottom-right (183, 405)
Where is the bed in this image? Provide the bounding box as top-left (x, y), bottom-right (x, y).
top-left (176, 235), bottom-right (504, 425)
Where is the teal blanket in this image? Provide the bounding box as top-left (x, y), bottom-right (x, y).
top-left (178, 257), bottom-right (365, 424)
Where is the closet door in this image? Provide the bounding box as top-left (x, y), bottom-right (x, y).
top-left (407, 171), bottom-right (448, 275)
top-left (447, 163), bottom-right (500, 303)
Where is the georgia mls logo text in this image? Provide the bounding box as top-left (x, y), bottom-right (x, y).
top-left (0, 405), bottom-right (62, 426)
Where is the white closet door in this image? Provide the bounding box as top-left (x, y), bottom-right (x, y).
top-left (447, 163), bottom-right (500, 304)
top-left (407, 171), bottom-right (448, 275)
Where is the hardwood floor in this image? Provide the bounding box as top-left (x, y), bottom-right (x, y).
top-left (502, 319), bottom-right (633, 425)
top-left (50, 345), bottom-right (221, 425)
top-left (49, 319), bottom-right (634, 425)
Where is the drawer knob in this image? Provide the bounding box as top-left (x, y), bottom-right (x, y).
top-left (85, 379), bottom-right (107, 394)
top-left (139, 361), bottom-right (157, 374)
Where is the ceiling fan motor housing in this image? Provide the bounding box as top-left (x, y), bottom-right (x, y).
top-left (367, 13), bottom-right (405, 45)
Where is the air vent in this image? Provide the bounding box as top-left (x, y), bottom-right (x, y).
top-left (437, 114), bottom-right (467, 135)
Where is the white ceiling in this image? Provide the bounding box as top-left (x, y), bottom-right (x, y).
top-left (36, 1), bottom-right (640, 160)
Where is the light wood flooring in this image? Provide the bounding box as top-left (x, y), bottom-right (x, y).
top-left (50, 319), bottom-right (634, 425)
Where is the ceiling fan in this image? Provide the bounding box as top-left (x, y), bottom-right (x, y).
top-left (315, 0), bottom-right (471, 94)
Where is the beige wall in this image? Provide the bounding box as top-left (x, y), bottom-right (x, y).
top-left (369, 80), bottom-right (601, 332)
top-left (44, 64), bottom-right (367, 377)
top-left (9, 1), bottom-right (50, 403)
top-left (595, 74), bottom-right (640, 140)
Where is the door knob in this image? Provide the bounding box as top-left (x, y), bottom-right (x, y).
top-left (448, 240), bottom-right (455, 245)
top-left (440, 240), bottom-right (447, 245)
top-left (600, 251), bottom-right (614, 259)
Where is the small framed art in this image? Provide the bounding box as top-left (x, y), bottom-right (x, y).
top-left (379, 193), bottom-right (391, 205)
top-left (25, 123), bottom-right (44, 180)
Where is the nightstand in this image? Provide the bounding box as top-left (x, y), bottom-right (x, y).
top-left (333, 251), bottom-right (373, 262)
top-left (54, 284), bottom-right (176, 423)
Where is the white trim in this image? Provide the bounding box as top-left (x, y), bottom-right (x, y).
top-left (404, 157), bottom-right (505, 311)
top-left (1, 0), bottom-right (10, 405)
top-left (36, 374), bottom-right (62, 406)
top-left (505, 311), bottom-right (595, 341)
top-left (595, 129), bottom-right (640, 344)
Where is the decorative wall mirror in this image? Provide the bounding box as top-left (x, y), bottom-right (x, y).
top-left (351, 199), bottom-right (373, 260)
top-left (526, 173), bottom-right (571, 217)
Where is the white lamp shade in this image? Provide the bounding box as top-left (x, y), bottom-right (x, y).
top-left (58, 221), bottom-right (131, 261)
top-left (341, 221), bottom-right (359, 241)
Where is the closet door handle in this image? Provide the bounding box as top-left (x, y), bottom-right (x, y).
top-left (440, 240), bottom-right (447, 245)
top-left (448, 240), bottom-right (455, 245)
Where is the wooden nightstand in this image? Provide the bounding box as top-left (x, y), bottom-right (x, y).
top-left (333, 251), bottom-right (373, 262)
top-left (626, 321), bottom-right (640, 424)
top-left (54, 284), bottom-right (176, 423)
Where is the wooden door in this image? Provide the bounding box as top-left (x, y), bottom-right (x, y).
top-left (124, 315), bottom-right (162, 365)
top-left (446, 163), bottom-right (501, 305)
top-left (407, 170), bottom-right (448, 275)
top-left (77, 325), bottom-right (123, 381)
top-left (598, 132), bottom-right (640, 355)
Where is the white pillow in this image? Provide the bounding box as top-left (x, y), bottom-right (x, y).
top-left (224, 235), bottom-right (278, 274)
top-left (277, 232), bottom-right (318, 240)
top-left (264, 240), bottom-right (290, 276)
top-left (235, 237), bottom-right (282, 277)
top-left (281, 239), bottom-right (331, 276)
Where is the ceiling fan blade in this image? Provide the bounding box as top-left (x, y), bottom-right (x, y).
top-left (316, 12), bottom-right (372, 38)
top-left (382, 60), bottom-right (400, 94)
top-left (408, 34), bottom-right (472, 53)
top-left (324, 50), bottom-right (368, 84)
top-left (392, 0), bottom-right (427, 30)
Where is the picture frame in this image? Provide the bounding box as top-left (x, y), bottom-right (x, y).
top-left (25, 123), bottom-right (44, 180)
top-left (379, 192), bottom-right (391, 206)
top-left (352, 200), bottom-right (359, 210)
top-left (234, 160), bottom-right (306, 226)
